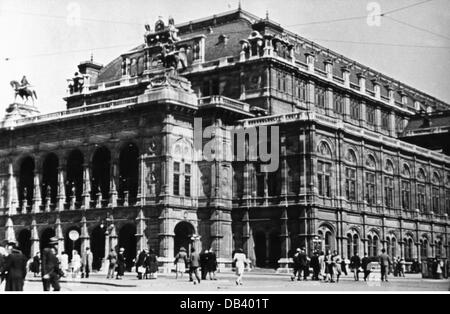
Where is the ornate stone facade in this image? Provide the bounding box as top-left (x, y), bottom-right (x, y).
top-left (0, 9), bottom-right (449, 272)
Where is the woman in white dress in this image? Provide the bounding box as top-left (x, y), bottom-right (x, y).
top-left (71, 250), bottom-right (82, 279)
top-left (233, 248), bottom-right (247, 286)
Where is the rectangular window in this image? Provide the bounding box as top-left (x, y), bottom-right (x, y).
top-left (366, 105), bottom-right (375, 126)
top-left (345, 168), bottom-right (356, 201)
top-left (365, 172), bottom-right (376, 205)
top-left (350, 99), bottom-right (360, 120)
top-left (318, 161), bottom-right (332, 197)
top-left (256, 173), bottom-right (265, 197)
top-left (418, 184), bottom-right (426, 212)
top-left (315, 85), bottom-right (326, 108)
top-left (401, 181), bottom-right (411, 210)
top-left (297, 80), bottom-right (307, 101)
top-left (185, 164), bottom-right (191, 197)
top-left (396, 116), bottom-right (404, 133)
top-left (384, 177), bottom-right (394, 208)
top-left (381, 111), bottom-right (390, 131)
top-left (432, 187), bottom-right (440, 213)
top-left (173, 162), bottom-right (180, 196)
top-left (334, 93), bottom-right (344, 114)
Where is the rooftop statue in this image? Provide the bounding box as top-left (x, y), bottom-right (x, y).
top-left (10, 76), bottom-right (38, 106)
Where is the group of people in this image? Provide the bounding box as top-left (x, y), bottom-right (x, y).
top-left (134, 249), bottom-right (159, 280)
top-left (176, 247), bottom-right (218, 285)
top-left (291, 248), bottom-right (348, 283)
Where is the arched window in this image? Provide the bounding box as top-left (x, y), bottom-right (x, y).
top-left (404, 237), bottom-right (414, 261)
top-left (391, 237), bottom-right (397, 257)
top-left (420, 239), bottom-right (428, 260)
top-left (353, 234), bottom-right (359, 256)
top-left (417, 169), bottom-right (427, 212)
top-left (345, 150), bottom-right (357, 202)
top-left (432, 172), bottom-right (440, 214)
top-left (317, 142), bottom-right (332, 198)
top-left (365, 155), bottom-right (377, 206)
top-left (435, 240), bottom-right (442, 257)
top-left (325, 231), bottom-right (333, 253)
top-left (384, 160), bottom-right (394, 208)
top-left (347, 234), bottom-right (352, 258)
top-left (401, 164), bottom-right (411, 210)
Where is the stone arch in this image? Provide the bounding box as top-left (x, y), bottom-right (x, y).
top-left (401, 163), bottom-right (411, 178)
top-left (118, 223), bottom-right (137, 271)
top-left (118, 142), bottom-right (140, 204)
top-left (18, 156), bottom-right (35, 210)
top-left (365, 154), bottom-right (377, 170)
top-left (64, 226), bottom-right (82, 260)
top-left (318, 223), bottom-right (336, 253)
top-left (90, 224), bottom-right (106, 271)
top-left (317, 140), bottom-right (333, 158)
top-left (17, 228), bottom-right (32, 258)
top-left (345, 148), bottom-right (358, 165)
top-left (174, 221), bottom-right (196, 256)
top-left (91, 146), bottom-right (111, 202)
top-left (432, 172), bottom-right (440, 185)
top-left (417, 168), bottom-right (427, 182)
top-left (384, 158), bottom-right (395, 174)
top-left (66, 149), bottom-right (84, 204)
top-left (42, 153), bottom-right (59, 207)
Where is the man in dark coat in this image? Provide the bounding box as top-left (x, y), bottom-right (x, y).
top-left (200, 250), bottom-right (209, 280)
top-left (116, 248), bottom-right (126, 280)
top-left (41, 237), bottom-right (61, 291)
top-left (350, 253), bottom-right (361, 281)
top-left (298, 248), bottom-right (308, 281)
top-left (361, 253), bottom-right (371, 281)
top-left (310, 250), bottom-right (320, 281)
top-left (291, 248), bottom-right (301, 281)
top-left (4, 242), bottom-right (27, 291)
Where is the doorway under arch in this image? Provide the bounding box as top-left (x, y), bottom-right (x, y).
top-left (118, 224), bottom-right (137, 271)
top-left (174, 221), bottom-right (195, 256)
top-left (269, 232), bottom-right (281, 268)
top-left (40, 228), bottom-right (56, 252)
top-left (254, 231), bottom-right (267, 268)
top-left (91, 225), bottom-right (106, 271)
top-left (18, 229), bottom-right (31, 258)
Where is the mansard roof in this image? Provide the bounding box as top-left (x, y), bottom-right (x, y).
top-left (91, 8), bottom-right (450, 111)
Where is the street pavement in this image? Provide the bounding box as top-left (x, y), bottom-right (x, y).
top-left (14, 271), bottom-right (450, 292)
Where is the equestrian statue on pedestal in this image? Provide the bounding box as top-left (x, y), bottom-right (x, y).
top-left (10, 76), bottom-right (38, 105)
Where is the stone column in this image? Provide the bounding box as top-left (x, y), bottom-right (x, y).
top-left (242, 208), bottom-right (254, 263)
top-left (326, 87), bottom-right (333, 115)
top-left (32, 171), bottom-right (42, 214)
top-left (324, 59), bottom-right (333, 80)
top-left (158, 207), bottom-right (175, 273)
top-left (389, 111), bottom-right (396, 137)
top-left (136, 209), bottom-right (148, 252)
top-left (109, 224), bottom-right (118, 252)
top-left (56, 167), bottom-right (66, 212)
top-left (30, 219), bottom-right (40, 257)
top-left (55, 218), bottom-right (65, 254)
top-left (80, 216), bottom-right (90, 254)
top-left (305, 52), bottom-right (315, 73)
top-left (82, 164), bottom-right (91, 210)
top-left (5, 217), bottom-right (16, 243)
top-left (278, 207), bottom-right (291, 273)
top-left (8, 164), bottom-right (18, 216)
top-left (342, 66), bottom-right (350, 88)
top-left (357, 73), bottom-right (366, 94)
top-left (109, 163), bottom-right (118, 208)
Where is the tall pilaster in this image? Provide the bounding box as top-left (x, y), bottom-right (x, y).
top-left (30, 219), bottom-right (40, 256)
top-left (82, 164), bottom-right (91, 210)
top-left (8, 164), bottom-right (18, 216)
top-left (56, 167), bottom-right (66, 212)
top-left (109, 163), bottom-right (118, 208)
top-left (32, 171), bottom-right (42, 214)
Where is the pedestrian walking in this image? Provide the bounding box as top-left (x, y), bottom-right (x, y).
top-left (435, 258), bottom-right (444, 279)
top-left (318, 251), bottom-right (326, 281)
top-left (81, 247), bottom-right (93, 279)
top-left (135, 249), bottom-right (147, 280)
top-left (106, 249), bottom-right (117, 279)
top-left (207, 249), bottom-right (218, 280)
top-left (350, 253), bottom-right (361, 281)
top-left (189, 247), bottom-right (201, 285)
top-left (4, 241), bottom-right (27, 291)
top-left (30, 252), bottom-right (41, 277)
top-left (146, 248), bottom-right (159, 279)
top-left (200, 250), bottom-right (209, 280)
top-left (341, 258), bottom-right (348, 276)
top-left (298, 248), bottom-right (308, 281)
top-left (116, 248), bottom-right (126, 280)
top-left (233, 248), bottom-right (247, 286)
top-left (41, 237), bottom-right (61, 292)
top-left (174, 247), bottom-right (188, 279)
top-left (378, 249), bottom-right (391, 282)
top-left (332, 251), bottom-right (342, 283)
top-left (310, 251), bottom-right (320, 281)
top-left (361, 253), bottom-right (371, 281)
top-left (324, 250), bottom-right (334, 283)
top-left (71, 250), bottom-right (82, 279)
top-left (291, 248), bottom-right (301, 281)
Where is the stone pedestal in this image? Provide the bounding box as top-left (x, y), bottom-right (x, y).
top-left (2, 103), bottom-right (40, 126)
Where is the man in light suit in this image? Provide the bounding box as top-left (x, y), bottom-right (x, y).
top-left (378, 249), bottom-right (392, 282)
top-left (81, 247), bottom-right (93, 279)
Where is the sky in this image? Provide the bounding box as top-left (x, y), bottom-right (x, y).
top-left (0, 0), bottom-right (449, 114)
